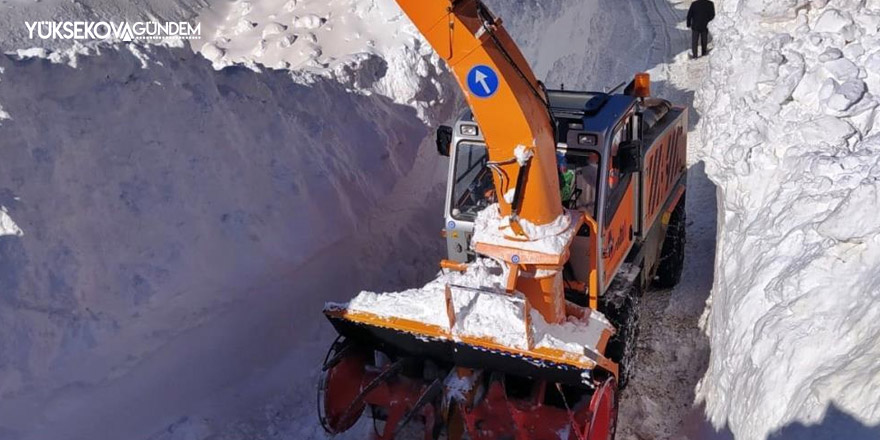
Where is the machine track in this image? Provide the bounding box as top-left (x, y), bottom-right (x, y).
top-left (599, 272), bottom-right (642, 391)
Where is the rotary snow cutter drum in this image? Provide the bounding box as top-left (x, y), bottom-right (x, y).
top-left (317, 336), bottom-right (371, 434)
top-left (318, 336), bottom-right (445, 440)
top-left (318, 335), bottom-right (619, 440)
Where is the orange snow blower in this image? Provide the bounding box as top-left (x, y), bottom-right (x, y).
top-left (319, 1), bottom-right (688, 438)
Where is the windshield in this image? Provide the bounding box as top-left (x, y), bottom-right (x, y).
top-left (559, 151), bottom-right (601, 218)
top-left (451, 142), bottom-right (496, 221)
top-left (450, 142), bottom-right (600, 221)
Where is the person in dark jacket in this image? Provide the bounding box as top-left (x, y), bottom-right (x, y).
top-left (687, 0), bottom-right (715, 58)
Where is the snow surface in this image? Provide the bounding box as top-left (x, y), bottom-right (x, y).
top-left (338, 257), bottom-right (612, 357)
top-left (0, 206), bottom-right (23, 237)
top-left (452, 284), bottom-right (533, 351)
top-left (0, 0), bottom-right (457, 438)
top-left (472, 203), bottom-right (577, 255)
top-left (695, 1), bottom-right (880, 439)
top-left (442, 371), bottom-right (476, 402)
top-left (343, 258), bottom-right (507, 331)
top-left (196, 0), bottom-right (447, 119)
top-left (0, 0), bottom-right (720, 438)
top-left (513, 143), bottom-right (534, 166)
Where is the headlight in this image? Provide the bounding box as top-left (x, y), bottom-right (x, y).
top-left (578, 133), bottom-right (597, 146)
top-left (460, 124), bottom-right (479, 136)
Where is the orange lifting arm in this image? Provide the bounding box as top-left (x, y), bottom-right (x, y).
top-left (395, 0), bottom-right (563, 228)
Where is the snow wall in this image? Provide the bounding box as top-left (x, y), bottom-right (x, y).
top-left (0, 33), bottom-right (457, 440)
top-left (0, 0), bottom-right (692, 438)
top-left (697, 0), bottom-right (880, 439)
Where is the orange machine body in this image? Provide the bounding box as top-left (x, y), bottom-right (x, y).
top-left (397, 0), bottom-right (563, 226)
top-left (326, 0), bottom-right (688, 370)
top-left (395, 0), bottom-right (578, 327)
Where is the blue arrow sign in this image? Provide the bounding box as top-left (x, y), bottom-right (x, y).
top-left (467, 65), bottom-right (499, 98)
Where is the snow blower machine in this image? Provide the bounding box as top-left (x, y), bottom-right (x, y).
top-left (319, 1), bottom-right (688, 438)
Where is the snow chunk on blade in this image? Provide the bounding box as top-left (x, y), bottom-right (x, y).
top-left (324, 258), bottom-right (615, 383)
top-left (472, 203), bottom-right (579, 255)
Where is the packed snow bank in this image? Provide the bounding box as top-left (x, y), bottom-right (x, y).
top-left (0, 15), bottom-right (453, 439)
top-left (472, 203), bottom-right (578, 255)
top-left (196, 0), bottom-right (447, 118)
top-left (696, 1), bottom-right (880, 438)
top-left (0, 206), bottom-right (23, 237)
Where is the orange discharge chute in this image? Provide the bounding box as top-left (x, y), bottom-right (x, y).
top-left (397, 0), bottom-right (563, 226)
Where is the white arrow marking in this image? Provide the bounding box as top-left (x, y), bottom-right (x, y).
top-left (474, 69), bottom-right (491, 94)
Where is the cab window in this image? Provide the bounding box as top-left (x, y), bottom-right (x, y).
top-left (451, 142), bottom-right (496, 221)
top-left (604, 115), bottom-right (635, 226)
top-left (608, 128), bottom-right (624, 189)
top-left (558, 151), bottom-right (601, 217)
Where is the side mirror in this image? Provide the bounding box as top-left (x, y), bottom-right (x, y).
top-left (616, 140), bottom-right (641, 174)
top-left (436, 125), bottom-right (453, 157)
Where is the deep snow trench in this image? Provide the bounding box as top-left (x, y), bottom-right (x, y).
top-left (1, 0), bottom-right (879, 439)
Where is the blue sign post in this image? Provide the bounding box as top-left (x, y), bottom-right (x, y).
top-left (467, 65), bottom-right (499, 98)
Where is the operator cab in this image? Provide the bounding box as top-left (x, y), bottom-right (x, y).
top-left (438, 93), bottom-right (635, 263)
top-left (438, 77), bottom-right (670, 264)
